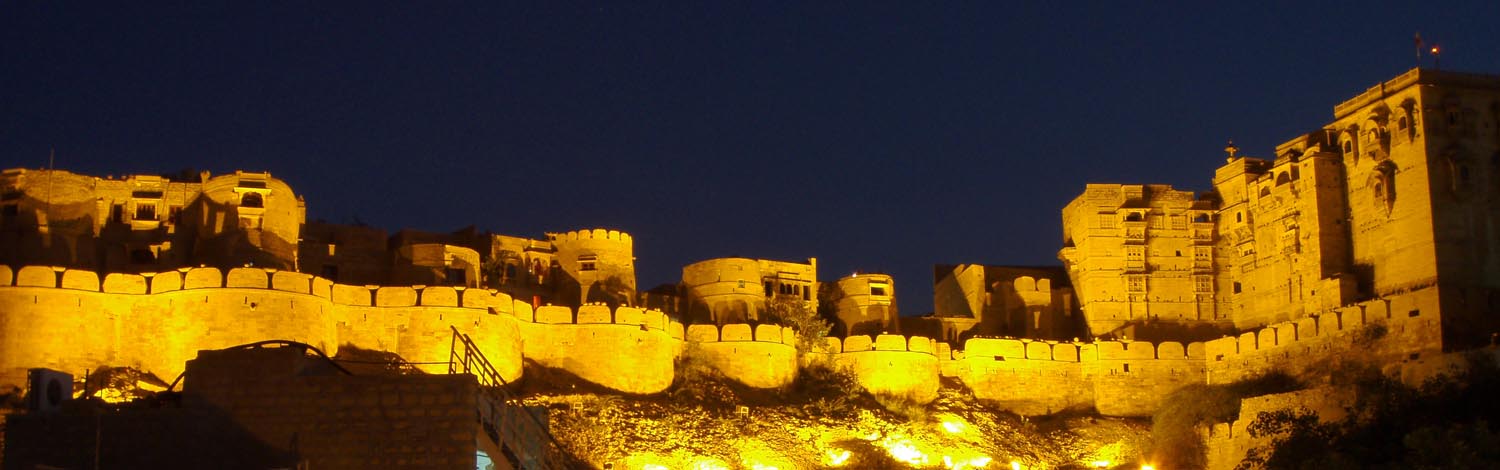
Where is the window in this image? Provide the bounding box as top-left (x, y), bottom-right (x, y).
top-left (1126, 275), bottom-right (1145, 292)
top-left (446, 268), bottom-right (466, 285)
top-left (870, 284), bottom-right (888, 296)
top-left (1233, 282), bottom-right (1242, 294)
top-left (167, 205), bottom-right (183, 224)
top-left (1125, 212), bottom-right (1143, 222)
top-left (134, 203), bottom-right (157, 221)
top-left (1098, 214), bottom-right (1117, 229)
top-left (1148, 215), bottom-right (1164, 229)
top-left (1195, 275), bottom-right (1212, 293)
top-left (240, 193), bottom-right (264, 208)
top-left (111, 204), bottom-right (125, 224)
top-left (1236, 212), bottom-right (1243, 223)
top-left (764, 281), bottom-right (773, 296)
top-left (1171, 215), bottom-right (1187, 230)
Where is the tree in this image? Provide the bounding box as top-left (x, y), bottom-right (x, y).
top-left (762, 297), bottom-right (832, 356)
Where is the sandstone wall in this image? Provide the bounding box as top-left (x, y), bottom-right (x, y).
top-left (0, 265), bottom-right (526, 389)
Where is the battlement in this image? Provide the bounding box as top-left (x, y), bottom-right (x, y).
top-left (821, 334), bottom-right (938, 356)
top-left (954, 337), bottom-right (1205, 363)
top-left (1202, 288), bottom-right (1442, 384)
top-left (546, 228), bottom-right (633, 244)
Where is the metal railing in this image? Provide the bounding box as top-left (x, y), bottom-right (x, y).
top-left (448, 327), bottom-right (571, 470)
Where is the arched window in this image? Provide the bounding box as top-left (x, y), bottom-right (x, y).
top-left (241, 193), bottom-right (264, 208)
top-left (1259, 187), bottom-right (1271, 198)
top-left (1276, 172), bottom-right (1291, 186)
top-left (1126, 212), bottom-right (1143, 222)
top-left (1371, 162), bottom-right (1397, 212)
top-left (1193, 214), bottom-right (1209, 223)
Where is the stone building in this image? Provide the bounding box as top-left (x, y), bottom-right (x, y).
top-left (1059, 184), bottom-right (1227, 339)
top-left (1061, 68), bottom-right (1500, 349)
top-left (913, 264), bottom-right (1085, 343)
top-left (827, 273), bottom-right (897, 337)
top-left (0, 169), bottom-right (304, 273)
top-left (680, 257), bottom-right (817, 324)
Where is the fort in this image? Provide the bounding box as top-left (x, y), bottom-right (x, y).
top-left (3, 67), bottom-right (1500, 468)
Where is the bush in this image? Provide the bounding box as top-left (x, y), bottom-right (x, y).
top-left (1238, 352), bottom-right (1500, 468)
top-left (794, 363), bottom-right (865, 419)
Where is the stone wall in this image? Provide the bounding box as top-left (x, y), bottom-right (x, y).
top-left (0, 265), bottom-right (525, 390)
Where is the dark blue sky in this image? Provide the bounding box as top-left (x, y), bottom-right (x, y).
top-left (4, 2), bottom-right (1498, 314)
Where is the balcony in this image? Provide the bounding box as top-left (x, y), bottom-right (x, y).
top-left (1191, 222), bottom-right (1214, 244)
top-left (1123, 221), bottom-right (1146, 244)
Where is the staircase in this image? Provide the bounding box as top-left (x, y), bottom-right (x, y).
top-left (449, 327), bottom-right (571, 470)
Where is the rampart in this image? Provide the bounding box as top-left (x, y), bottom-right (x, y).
top-left (0, 264), bottom-right (526, 390)
top-left (0, 264), bottom-right (1450, 420)
top-left (1201, 287), bottom-right (1444, 385)
top-left (818, 334), bottom-right (942, 403)
top-left (945, 337), bottom-right (1205, 416)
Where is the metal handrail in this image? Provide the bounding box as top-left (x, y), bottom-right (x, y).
top-left (449, 326), bottom-right (571, 469)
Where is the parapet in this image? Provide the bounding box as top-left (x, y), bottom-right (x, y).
top-left (832, 334), bottom-right (938, 355)
top-left (547, 228), bottom-right (633, 244)
top-left (1203, 289), bottom-right (1439, 365)
top-left (962, 337), bottom-right (1205, 363)
top-left (524, 303), bottom-right (684, 339)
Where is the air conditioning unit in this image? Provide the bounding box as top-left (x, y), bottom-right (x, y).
top-left (26, 368), bottom-right (72, 413)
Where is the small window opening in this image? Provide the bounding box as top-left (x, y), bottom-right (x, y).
top-left (1408, 309), bottom-right (1420, 317)
top-left (134, 203), bottom-right (157, 221)
top-left (1123, 363), bottom-right (1131, 373)
top-left (1233, 282), bottom-right (1242, 294)
top-left (580, 262), bottom-right (596, 271)
top-left (446, 268), bottom-right (466, 286)
top-left (1236, 212), bottom-right (1243, 223)
top-left (240, 193), bottom-right (264, 208)
top-left (764, 281), bottom-right (773, 296)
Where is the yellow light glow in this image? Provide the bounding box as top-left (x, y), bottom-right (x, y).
top-left (749, 464), bottom-right (777, 470)
top-left (1011, 461), bottom-right (1022, 470)
top-left (885, 438), bottom-right (929, 465)
top-left (946, 455), bottom-right (993, 470)
top-left (825, 449), bottom-right (851, 466)
top-left (1141, 465), bottom-right (1156, 470)
top-left (942, 420), bottom-right (964, 434)
top-left (1092, 461), bottom-right (1111, 468)
top-left (642, 465), bottom-right (669, 470)
top-left (690, 460), bottom-right (729, 470)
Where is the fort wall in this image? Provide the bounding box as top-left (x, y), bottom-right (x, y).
top-left (946, 337), bottom-right (1205, 416)
top-left (0, 265), bottom-right (527, 389)
top-left (0, 264), bottom-right (1454, 420)
top-left (517, 304), bottom-right (681, 394)
top-left (1202, 287), bottom-right (1442, 385)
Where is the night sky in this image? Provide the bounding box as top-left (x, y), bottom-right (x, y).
top-left (4, 2), bottom-right (1499, 315)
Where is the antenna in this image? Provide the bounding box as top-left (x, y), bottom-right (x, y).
top-left (1414, 32), bottom-right (1423, 66)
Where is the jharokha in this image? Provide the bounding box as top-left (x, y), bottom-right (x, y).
top-left (4, 68), bottom-right (1500, 463)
